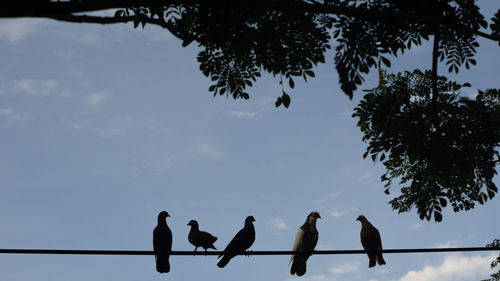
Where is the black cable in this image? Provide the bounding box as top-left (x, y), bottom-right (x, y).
top-left (0, 247), bottom-right (498, 256)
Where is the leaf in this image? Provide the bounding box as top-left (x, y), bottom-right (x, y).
top-left (439, 197), bottom-right (447, 207)
top-left (305, 70), bottom-right (315, 77)
top-left (282, 91), bottom-right (291, 108)
top-left (289, 77), bottom-right (295, 89)
top-left (380, 56), bottom-right (391, 67)
top-left (434, 211), bottom-right (443, 222)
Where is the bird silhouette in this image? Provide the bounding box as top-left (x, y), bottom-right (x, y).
top-left (153, 211), bottom-right (172, 273)
top-left (187, 220), bottom-right (218, 252)
top-left (290, 211), bottom-right (321, 276)
top-left (217, 216), bottom-right (256, 268)
top-left (356, 215), bottom-right (386, 268)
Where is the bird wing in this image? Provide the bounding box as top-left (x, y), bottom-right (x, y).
top-left (223, 228), bottom-right (246, 252)
top-left (290, 228), bottom-right (305, 264)
top-left (361, 225), bottom-right (380, 250)
top-left (373, 227), bottom-right (383, 249)
top-left (153, 227), bottom-right (159, 251)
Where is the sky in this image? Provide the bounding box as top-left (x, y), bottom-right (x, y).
top-left (0, 2), bottom-right (499, 281)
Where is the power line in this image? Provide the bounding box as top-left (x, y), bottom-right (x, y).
top-left (0, 247), bottom-right (498, 256)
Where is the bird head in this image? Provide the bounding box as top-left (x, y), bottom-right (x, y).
top-left (307, 211), bottom-right (321, 223)
top-left (356, 215), bottom-right (367, 222)
top-left (187, 220), bottom-right (199, 228)
top-left (158, 211), bottom-right (170, 219)
top-left (245, 216), bottom-right (256, 224)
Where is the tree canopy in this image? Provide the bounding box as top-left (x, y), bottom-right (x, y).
top-left (2, 0), bottom-right (500, 222)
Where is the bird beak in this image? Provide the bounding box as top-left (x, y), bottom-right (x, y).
top-left (167, 214), bottom-right (171, 217)
top-left (318, 215), bottom-right (322, 219)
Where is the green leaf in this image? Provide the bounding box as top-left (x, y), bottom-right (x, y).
top-left (282, 91), bottom-right (291, 108)
top-left (380, 56), bottom-right (391, 67)
top-left (434, 211), bottom-right (442, 222)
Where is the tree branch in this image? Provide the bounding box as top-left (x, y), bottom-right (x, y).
top-left (1, 0), bottom-right (498, 44)
top-left (46, 13), bottom-right (196, 46)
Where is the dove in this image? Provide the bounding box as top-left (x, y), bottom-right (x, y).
top-left (356, 215), bottom-right (386, 268)
top-left (217, 216), bottom-right (256, 268)
top-left (187, 220), bottom-right (218, 252)
top-left (290, 211), bottom-right (321, 276)
top-left (153, 211), bottom-right (172, 273)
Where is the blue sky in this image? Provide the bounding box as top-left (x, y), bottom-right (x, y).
top-left (0, 2), bottom-right (499, 281)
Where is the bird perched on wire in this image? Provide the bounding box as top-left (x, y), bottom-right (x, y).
top-left (290, 211), bottom-right (321, 276)
top-left (187, 220), bottom-right (218, 252)
top-left (356, 215), bottom-right (386, 268)
top-left (153, 211), bottom-right (172, 273)
top-left (217, 216), bottom-right (256, 268)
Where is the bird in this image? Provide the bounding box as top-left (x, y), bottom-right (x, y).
top-left (290, 211), bottom-right (321, 276)
top-left (187, 220), bottom-right (218, 252)
top-left (356, 215), bottom-right (386, 268)
top-left (153, 211), bottom-right (172, 273)
top-left (217, 216), bottom-right (256, 268)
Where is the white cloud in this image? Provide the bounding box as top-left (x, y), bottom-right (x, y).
top-left (359, 173), bottom-right (371, 180)
top-left (330, 209), bottom-right (344, 218)
top-left (258, 96), bottom-right (276, 111)
top-left (398, 254), bottom-right (497, 281)
top-left (410, 223), bottom-right (422, 229)
top-left (330, 206), bottom-right (358, 219)
top-left (129, 156), bottom-right (175, 179)
top-left (98, 127), bottom-right (125, 137)
top-left (86, 92), bottom-right (109, 108)
top-left (316, 190), bottom-right (342, 204)
top-left (0, 19), bottom-right (44, 42)
top-left (96, 117), bottom-right (133, 138)
top-left (338, 109), bottom-right (352, 117)
top-left (268, 218), bottom-right (287, 231)
top-left (196, 143), bottom-right (227, 159)
top-left (0, 79), bottom-right (58, 97)
top-left (0, 108), bottom-right (34, 128)
top-left (0, 108), bottom-right (13, 116)
top-left (433, 240), bottom-right (460, 248)
top-left (329, 263), bottom-right (359, 275)
top-left (225, 111), bottom-right (258, 118)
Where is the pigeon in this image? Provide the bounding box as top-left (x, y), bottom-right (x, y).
top-left (187, 220), bottom-right (218, 252)
top-left (290, 211), bottom-right (321, 276)
top-left (356, 215), bottom-right (386, 268)
top-left (217, 216), bottom-right (256, 268)
top-left (153, 211), bottom-right (172, 273)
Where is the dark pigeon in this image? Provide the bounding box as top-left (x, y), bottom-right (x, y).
top-left (290, 211), bottom-right (321, 276)
top-left (153, 211), bottom-right (172, 273)
top-left (356, 215), bottom-right (386, 268)
top-left (187, 220), bottom-right (218, 252)
top-left (217, 216), bottom-right (256, 268)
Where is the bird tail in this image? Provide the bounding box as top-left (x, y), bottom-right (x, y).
top-left (376, 253), bottom-right (386, 265)
top-left (217, 254), bottom-right (232, 268)
top-left (290, 255), bottom-right (307, 276)
top-left (155, 254), bottom-right (170, 273)
top-left (368, 254), bottom-right (376, 268)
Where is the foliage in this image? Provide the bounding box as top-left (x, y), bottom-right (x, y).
top-left (353, 69), bottom-right (500, 221)
top-left (110, 0), bottom-right (495, 102)
top-left (482, 239), bottom-right (500, 281)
